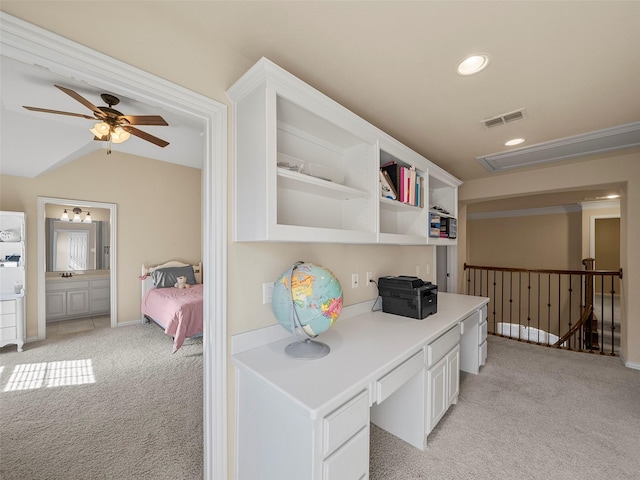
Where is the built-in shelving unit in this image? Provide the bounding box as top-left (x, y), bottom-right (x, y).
top-left (0, 211), bottom-right (26, 352)
top-left (227, 57), bottom-right (461, 245)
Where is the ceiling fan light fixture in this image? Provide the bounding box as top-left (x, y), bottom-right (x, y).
top-left (90, 121), bottom-right (110, 137)
top-left (457, 54), bottom-right (490, 76)
top-left (111, 126), bottom-right (130, 144)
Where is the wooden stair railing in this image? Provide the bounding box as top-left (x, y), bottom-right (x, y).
top-left (553, 304), bottom-right (593, 348)
top-left (464, 260), bottom-right (623, 356)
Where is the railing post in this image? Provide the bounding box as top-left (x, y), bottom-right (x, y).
top-left (582, 258), bottom-right (597, 350)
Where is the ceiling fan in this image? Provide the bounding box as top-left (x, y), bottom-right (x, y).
top-left (23, 85), bottom-right (170, 153)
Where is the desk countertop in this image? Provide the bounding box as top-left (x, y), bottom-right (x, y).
top-left (232, 292), bottom-right (488, 417)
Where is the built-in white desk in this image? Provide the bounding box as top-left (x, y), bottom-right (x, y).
top-left (232, 292), bottom-right (489, 480)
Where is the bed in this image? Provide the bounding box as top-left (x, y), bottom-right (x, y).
top-left (140, 260), bottom-right (203, 353)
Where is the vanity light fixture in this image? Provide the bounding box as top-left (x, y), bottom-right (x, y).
top-left (457, 54), bottom-right (490, 76)
top-left (61, 207), bottom-right (91, 223)
top-left (505, 138), bottom-right (525, 146)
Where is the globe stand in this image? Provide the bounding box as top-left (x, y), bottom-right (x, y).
top-left (285, 338), bottom-right (330, 360)
top-left (281, 261), bottom-right (333, 360)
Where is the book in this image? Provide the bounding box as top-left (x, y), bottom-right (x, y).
top-left (409, 166), bottom-right (416, 205)
top-left (379, 170), bottom-right (397, 199)
top-left (380, 162), bottom-right (399, 194)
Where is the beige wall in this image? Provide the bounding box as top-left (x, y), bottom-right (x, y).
top-left (0, 151), bottom-right (202, 337)
top-left (467, 211), bottom-right (582, 270)
top-left (459, 150), bottom-right (640, 365)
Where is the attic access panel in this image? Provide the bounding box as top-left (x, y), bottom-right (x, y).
top-left (477, 121), bottom-right (640, 173)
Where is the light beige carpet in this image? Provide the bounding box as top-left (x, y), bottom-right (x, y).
top-left (0, 322), bottom-right (203, 480)
top-left (370, 335), bottom-right (640, 480)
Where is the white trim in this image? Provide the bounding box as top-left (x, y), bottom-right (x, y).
top-left (467, 204), bottom-right (581, 220)
top-left (619, 349), bottom-right (640, 370)
top-left (580, 200), bottom-right (621, 210)
top-left (1, 13), bottom-right (228, 480)
top-left (624, 360), bottom-right (640, 371)
top-left (37, 197), bottom-right (117, 336)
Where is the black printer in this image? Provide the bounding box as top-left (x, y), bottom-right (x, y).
top-left (378, 276), bottom-right (437, 319)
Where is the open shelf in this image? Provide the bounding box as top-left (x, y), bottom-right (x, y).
top-left (277, 168), bottom-right (369, 200)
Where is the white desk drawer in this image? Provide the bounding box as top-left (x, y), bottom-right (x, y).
top-left (0, 300), bottom-right (16, 314)
top-left (480, 321), bottom-right (488, 343)
top-left (323, 390), bottom-right (369, 456)
top-left (376, 350), bottom-right (424, 404)
top-left (0, 326), bottom-right (17, 341)
top-left (323, 425), bottom-right (369, 480)
top-left (479, 340), bottom-right (487, 366)
top-left (427, 326), bottom-right (460, 367)
top-left (0, 312), bottom-right (17, 328)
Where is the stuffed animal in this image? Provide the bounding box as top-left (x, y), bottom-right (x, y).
top-left (174, 276), bottom-right (190, 289)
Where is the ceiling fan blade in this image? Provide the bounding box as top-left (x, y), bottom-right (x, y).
top-left (23, 106), bottom-right (96, 120)
top-left (54, 84), bottom-right (102, 115)
top-left (120, 115), bottom-right (168, 126)
top-left (124, 126), bottom-right (170, 148)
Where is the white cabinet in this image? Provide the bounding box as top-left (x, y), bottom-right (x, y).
top-left (46, 276), bottom-right (109, 322)
top-left (0, 298), bottom-right (24, 352)
top-left (0, 211), bottom-right (26, 352)
top-left (459, 305), bottom-right (488, 375)
top-left (227, 57), bottom-right (461, 245)
top-left (90, 278), bottom-right (110, 315)
top-left (232, 293), bottom-right (489, 479)
top-left (236, 381), bottom-right (369, 480)
top-left (426, 326), bottom-right (460, 436)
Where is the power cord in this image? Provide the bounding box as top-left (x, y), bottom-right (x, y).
top-left (369, 279), bottom-right (383, 312)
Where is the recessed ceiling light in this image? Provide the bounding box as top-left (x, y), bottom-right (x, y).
top-left (505, 138), bottom-right (525, 146)
top-left (457, 54), bottom-right (490, 76)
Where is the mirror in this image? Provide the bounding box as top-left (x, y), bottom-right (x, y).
top-left (45, 218), bottom-right (110, 272)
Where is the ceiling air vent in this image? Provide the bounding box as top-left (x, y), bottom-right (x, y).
top-left (482, 108), bottom-right (527, 129)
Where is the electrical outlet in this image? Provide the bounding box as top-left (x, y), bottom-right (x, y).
top-left (366, 271), bottom-right (374, 284)
top-left (262, 282), bottom-right (274, 304)
top-left (352, 273), bottom-right (359, 288)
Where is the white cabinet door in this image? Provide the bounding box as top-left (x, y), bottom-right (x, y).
top-left (427, 355), bottom-right (447, 434)
top-left (46, 291), bottom-right (67, 320)
top-left (447, 345), bottom-right (460, 406)
top-left (67, 290), bottom-right (90, 317)
top-left (90, 279), bottom-right (110, 314)
top-left (427, 344), bottom-right (460, 436)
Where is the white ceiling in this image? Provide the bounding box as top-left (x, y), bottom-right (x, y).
top-left (0, 55), bottom-right (205, 178)
top-left (1, 1), bottom-right (639, 196)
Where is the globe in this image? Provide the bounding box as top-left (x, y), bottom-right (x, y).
top-left (272, 262), bottom-right (343, 359)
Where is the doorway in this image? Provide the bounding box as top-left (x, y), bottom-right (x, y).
top-left (592, 216), bottom-right (621, 294)
top-left (3, 15), bottom-right (228, 480)
top-left (37, 197), bottom-right (117, 335)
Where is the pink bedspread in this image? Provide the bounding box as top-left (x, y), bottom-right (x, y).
top-left (142, 284), bottom-right (203, 352)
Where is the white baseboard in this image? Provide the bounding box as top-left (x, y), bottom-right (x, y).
top-left (620, 350), bottom-right (640, 370)
top-left (118, 319), bottom-right (143, 327)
